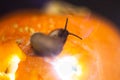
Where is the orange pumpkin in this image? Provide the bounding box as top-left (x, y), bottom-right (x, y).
top-left (0, 11), bottom-right (120, 80)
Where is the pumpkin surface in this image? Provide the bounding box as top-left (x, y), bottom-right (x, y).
top-left (0, 11), bottom-right (120, 80)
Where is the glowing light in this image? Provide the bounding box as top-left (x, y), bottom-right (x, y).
top-left (7, 55), bottom-right (20, 80)
top-left (52, 56), bottom-right (82, 80)
top-left (8, 74), bottom-right (15, 80)
top-left (8, 55), bottom-right (20, 73)
top-left (0, 55), bottom-right (20, 80)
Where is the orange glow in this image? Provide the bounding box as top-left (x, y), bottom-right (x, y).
top-left (0, 12), bottom-right (119, 80)
top-left (0, 41), bottom-right (26, 80)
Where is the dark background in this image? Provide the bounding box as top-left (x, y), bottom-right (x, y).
top-left (0, 0), bottom-right (120, 30)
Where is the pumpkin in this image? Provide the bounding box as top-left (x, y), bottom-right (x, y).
top-left (0, 11), bottom-right (119, 80)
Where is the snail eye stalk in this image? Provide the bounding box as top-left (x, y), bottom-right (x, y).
top-left (69, 32), bottom-right (82, 40)
top-left (64, 18), bottom-right (82, 40)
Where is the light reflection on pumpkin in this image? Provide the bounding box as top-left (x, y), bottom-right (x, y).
top-left (0, 41), bottom-right (26, 80)
top-left (7, 56), bottom-right (20, 80)
top-left (52, 56), bottom-right (82, 80)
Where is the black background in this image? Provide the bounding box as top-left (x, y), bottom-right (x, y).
top-left (0, 0), bottom-right (120, 30)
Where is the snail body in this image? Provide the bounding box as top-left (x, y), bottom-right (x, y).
top-left (31, 32), bottom-right (64, 57)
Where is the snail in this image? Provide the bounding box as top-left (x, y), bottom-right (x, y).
top-left (30, 18), bottom-right (82, 57)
